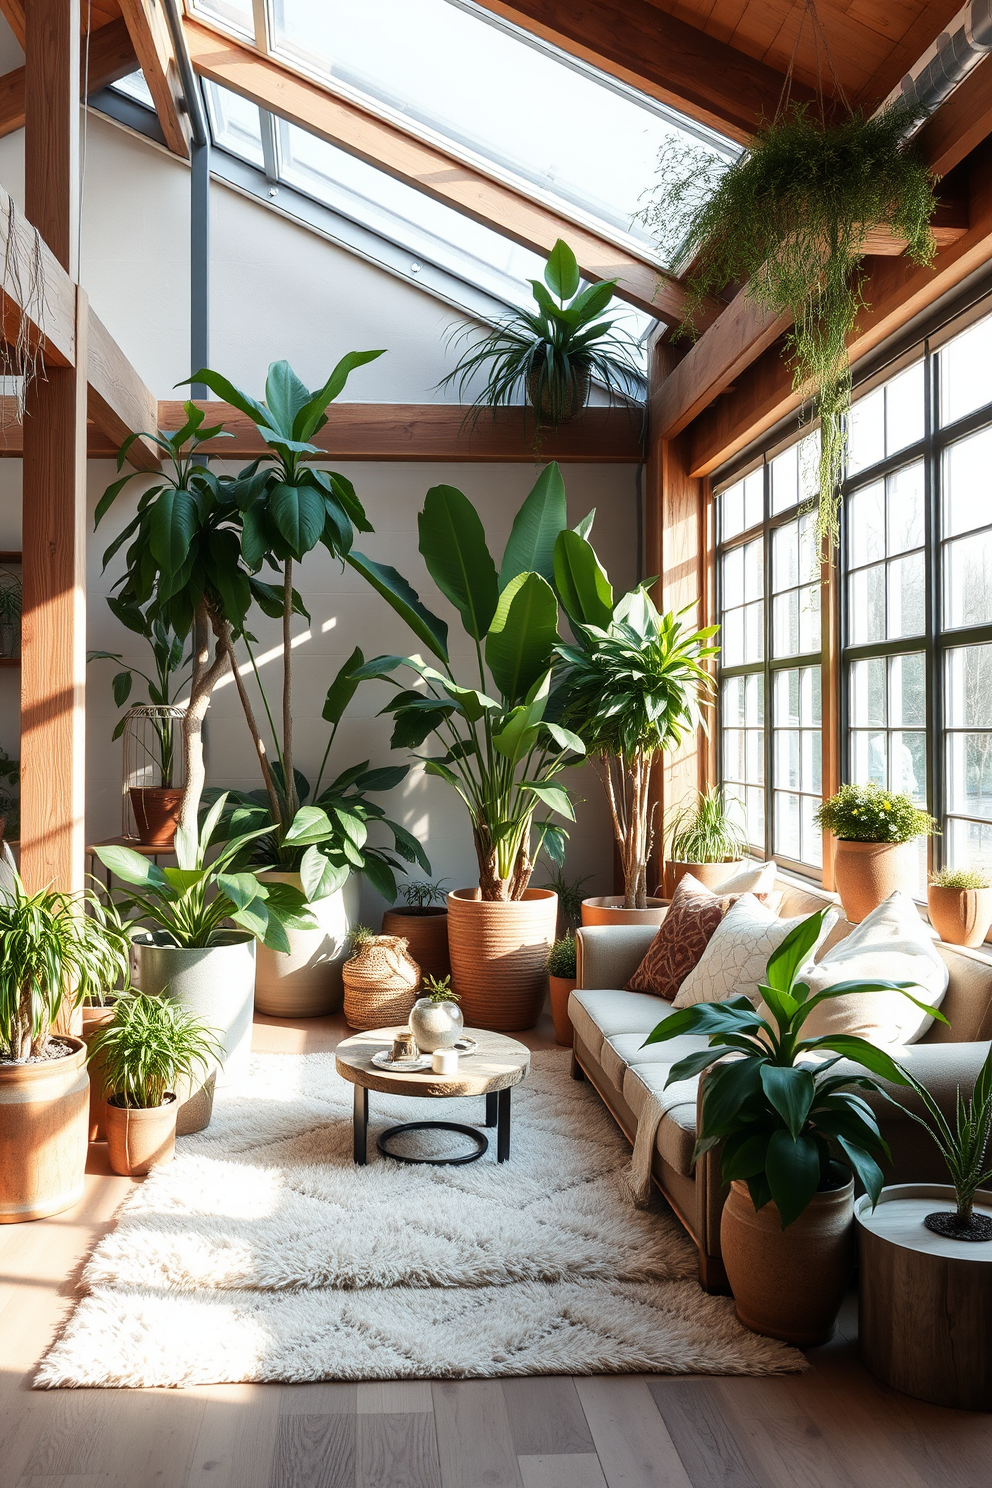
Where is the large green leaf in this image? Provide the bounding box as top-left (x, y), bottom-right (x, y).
top-left (293, 350), bottom-right (386, 441)
top-left (485, 572), bottom-right (559, 703)
top-left (543, 238), bottom-right (580, 301)
top-left (300, 845), bottom-right (350, 902)
top-left (347, 552), bottom-right (449, 662)
top-left (322, 646), bottom-right (364, 725)
top-left (760, 1065), bottom-right (815, 1141)
top-left (553, 529), bottom-right (614, 628)
top-left (94, 845), bottom-right (168, 889)
top-left (264, 361), bottom-right (312, 436)
top-left (148, 487), bottom-right (198, 575)
top-left (765, 1130), bottom-right (822, 1228)
top-left (522, 782), bottom-right (575, 820)
top-left (269, 483), bottom-right (326, 558)
top-left (765, 908), bottom-right (829, 994)
top-left (184, 368), bottom-right (269, 427)
top-left (498, 464), bottom-right (568, 588)
top-left (418, 485), bottom-right (499, 641)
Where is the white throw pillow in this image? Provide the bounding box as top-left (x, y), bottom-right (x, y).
top-left (782, 891), bottom-right (948, 1047)
top-left (673, 894), bottom-right (836, 1009)
top-left (717, 859), bottom-right (778, 896)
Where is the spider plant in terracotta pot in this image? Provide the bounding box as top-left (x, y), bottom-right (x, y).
top-left (815, 783), bottom-right (937, 923)
top-left (382, 878), bottom-right (451, 986)
top-left (666, 787), bottom-right (751, 895)
top-left (644, 907), bottom-right (941, 1344)
top-left (90, 993), bottom-right (223, 1177)
top-left (927, 867), bottom-right (992, 949)
top-left (347, 463), bottom-right (586, 1029)
top-left (0, 876), bottom-right (130, 1222)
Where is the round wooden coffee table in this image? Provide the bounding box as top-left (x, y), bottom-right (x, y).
top-left (335, 1026), bottom-right (530, 1167)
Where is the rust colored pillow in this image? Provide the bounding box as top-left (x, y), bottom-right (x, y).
top-left (625, 873), bottom-right (738, 1000)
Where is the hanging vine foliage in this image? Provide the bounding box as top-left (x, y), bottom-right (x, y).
top-left (641, 101), bottom-right (938, 551)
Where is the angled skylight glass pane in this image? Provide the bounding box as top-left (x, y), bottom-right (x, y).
top-left (192, 0), bottom-right (255, 40)
top-left (204, 83), bottom-right (266, 168)
top-left (111, 69), bottom-right (155, 109)
top-left (261, 0), bottom-right (735, 263)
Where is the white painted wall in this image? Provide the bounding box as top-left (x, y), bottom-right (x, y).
top-left (0, 101), bottom-right (639, 919)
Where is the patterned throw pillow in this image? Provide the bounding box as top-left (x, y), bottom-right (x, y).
top-left (625, 873), bottom-right (738, 999)
top-left (673, 894), bottom-right (837, 1010)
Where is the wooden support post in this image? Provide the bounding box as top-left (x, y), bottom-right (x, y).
top-left (20, 0), bottom-right (88, 895)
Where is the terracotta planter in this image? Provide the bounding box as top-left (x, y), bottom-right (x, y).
top-left (831, 839), bottom-right (917, 924)
top-left (381, 906), bottom-right (450, 984)
top-left (549, 975), bottom-right (577, 1046)
top-left (927, 884), bottom-right (992, 948)
top-left (104, 1094), bottom-right (178, 1177)
top-left (129, 786), bottom-right (184, 847)
top-left (81, 1003), bottom-right (116, 1142)
top-left (721, 1175), bottom-right (855, 1345)
top-left (447, 887), bottom-right (557, 1032)
top-left (666, 860), bottom-right (747, 895)
top-left (0, 1037), bottom-right (89, 1223)
top-left (580, 895), bottom-right (667, 928)
top-left (254, 871), bottom-right (360, 1018)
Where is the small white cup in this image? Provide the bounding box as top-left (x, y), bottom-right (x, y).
top-left (432, 1048), bottom-right (459, 1075)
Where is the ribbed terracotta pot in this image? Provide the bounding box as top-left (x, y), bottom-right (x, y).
top-left (721, 1175), bottom-right (856, 1345)
top-left (104, 1094), bottom-right (178, 1177)
top-left (254, 871), bottom-right (360, 1018)
top-left (927, 884), bottom-right (992, 948)
top-left (447, 887), bottom-right (557, 1032)
top-left (381, 906), bottom-right (450, 984)
top-left (666, 860), bottom-right (747, 895)
top-left (129, 786), bottom-right (184, 847)
top-left (832, 839), bottom-right (917, 923)
top-left (81, 1002), bottom-right (116, 1142)
top-left (549, 975), bottom-right (577, 1046)
top-left (580, 895), bottom-right (667, 928)
top-left (0, 1037), bottom-right (89, 1223)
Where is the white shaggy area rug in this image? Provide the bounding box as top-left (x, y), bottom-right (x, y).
top-left (37, 1050), bottom-right (804, 1387)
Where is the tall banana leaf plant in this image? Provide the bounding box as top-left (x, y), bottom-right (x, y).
top-left (347, 464), bottom-right (585, 901)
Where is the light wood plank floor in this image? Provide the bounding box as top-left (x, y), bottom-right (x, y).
top-left (2, 1008), bottom-right (989, 1488)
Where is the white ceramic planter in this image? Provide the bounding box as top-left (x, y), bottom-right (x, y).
top-left (254, 871), bottom-right (361, 1018)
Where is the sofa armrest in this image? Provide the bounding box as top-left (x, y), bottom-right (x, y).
top-left (836, 1041), bottom-right (992, 1121)
top-left (576, 924), bottom-right (661, 990)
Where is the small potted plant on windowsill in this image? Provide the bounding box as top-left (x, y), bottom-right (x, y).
top-left (546, 934), bottom-right (577, 1046)
top-left (665, 787), bottom-right (751, 895)
top-left (382, 879), bottom-right (451, 984)
top-left (89, 993), bottom-right (222, 1177)
top-left (815, 783), bottom-right (937, 924)
top-left (927, 867), bottom-right (992, 949)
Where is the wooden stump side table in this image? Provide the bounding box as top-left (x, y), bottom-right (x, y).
top-left (335, 1025), bottom-right (530, 1167)
top-left (856, 1183), bottom-right (992, 1411)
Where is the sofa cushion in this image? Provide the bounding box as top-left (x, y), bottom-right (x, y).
top-left (598, 1027), bottom-right (708, 1090)
top-left (622, 1063), bottom-right (700, 1175)
top-left (625, 873), bottom-right (738, 999)
top-left (674, 894), bottom-right (836, 1009)
top-left (568, 988), bottom-right (667, 1061)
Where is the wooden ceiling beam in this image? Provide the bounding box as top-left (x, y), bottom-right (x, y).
top-left (119, 0), bottom-right (191, 159)
top-left (0, 17), bottom-right (139, 140)
top-left (87, 306), bottom-right (159, 471)
top-left (471, 0), bottom-right (815, 146)
top-left (687, 141), bottom-right (992, 477)
top-left (0, 0), bottom-right (24, 47)
top-left (157, 400), bottom-right (645, 462)
top-left (182, 16), bottom-right (713, 326)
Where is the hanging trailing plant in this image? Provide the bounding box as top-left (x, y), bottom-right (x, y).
top-left (641, 99), bottom-right (938, 550)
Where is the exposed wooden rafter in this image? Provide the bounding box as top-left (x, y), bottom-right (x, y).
top-left (182, 16), bottom-right (715, 327)
top-left (118, 0), bottom-right (191, 159)
top-left (0, 16), bottom-right (138, 140)
top-left (0, 0), bottom-right (24, 47)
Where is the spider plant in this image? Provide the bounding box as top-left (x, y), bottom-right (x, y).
top-left (439, 239), bottom-right (642, 428)
top-left (399, 879), bottom-right (450, 912)
top-left (0, 877), bottom-right (131, 1061)
top-left (897, 1046), bottom-right (992, 1236)
top-left (668, 788), bottom-right (750, 866)
top-left (89, 993), bottom-right (223, 1110)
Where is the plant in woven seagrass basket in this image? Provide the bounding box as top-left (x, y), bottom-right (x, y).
top-left (342, 926), bottom-right (420, 1032)
top-left (927, 867), bottom-right (992, 949)
top-left (815, 783), bottom-right (937, 923)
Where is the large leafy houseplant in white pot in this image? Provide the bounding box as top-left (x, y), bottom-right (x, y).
top-left (0, 878), bottom-right (130, 1221)
top-left (349, 464), bottom-right (586, 1030)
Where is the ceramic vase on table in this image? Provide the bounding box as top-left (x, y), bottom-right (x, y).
top-left (409, 995), bottom-right (464, 1052)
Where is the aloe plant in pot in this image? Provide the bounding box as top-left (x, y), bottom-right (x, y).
top-left (347, 463), bottom-right (586, 1029)
top-left (0, 877), bottom-right (130, 1221)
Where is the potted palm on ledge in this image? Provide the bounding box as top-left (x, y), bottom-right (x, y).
top-left (348, 464), bottom-right (586, 1030)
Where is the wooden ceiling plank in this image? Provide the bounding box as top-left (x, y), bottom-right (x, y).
top-left (87, 305), bottom-right (159, 471)
top-left (156, 400), bottom-right (644, 463)
top-left (0, 17), bottom-right (139, 140)
top-left (183, 17), bottom-right (711, 325)
top-left (118, 0), bottom-right (191, 158)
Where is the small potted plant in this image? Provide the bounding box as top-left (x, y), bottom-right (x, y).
top-left (645, 908), bottom-right (939, 1344)
top-left (896, 1045), bottom-right (992, 1240)
top-left (0, 875), bottom-right (130, 1222)
top-left (0, 567), bottom-right (21, 656)
top-left (342, 925), bottom-right (420, 1031)
top-left (666, 787), bottom-right (750, 894)
top-left (89, 993), bottom-right (222, 1177)
top-left (409, 974), bottom-right (464, 1052)
top-left (382, 878), bottom-right (451, 984)
top-left (815, 783), bottom-right (937, 923)
top-left (927, 867), bottom-right (992, 949)
top-left (546, 934), bottom-right (577, 1046)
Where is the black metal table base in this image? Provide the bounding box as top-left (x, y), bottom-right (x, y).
top-left (352, 1084), bottom-right (512, 1165)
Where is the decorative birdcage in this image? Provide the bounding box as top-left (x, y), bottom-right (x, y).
top-left (121, 704), bottom-right (187, 847)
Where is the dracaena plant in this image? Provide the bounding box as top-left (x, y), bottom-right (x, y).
top-left (643, 908), bottom-right (944, 1226)
top-left (553, 527), bottom-right (718, 908)
top-left (185, 355), bottom-right (383, 831)
top-left (95, 794), bottom-right (316, 953)
top-left (347, 463), bottom-right (586, 900)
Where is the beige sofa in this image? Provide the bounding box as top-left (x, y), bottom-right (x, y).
top-left (570, 877), bottom-right (992, 1291)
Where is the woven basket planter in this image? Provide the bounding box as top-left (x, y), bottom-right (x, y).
top-left (447, 887), bottom-right (557, 1032)
top-left (342, 935), bottom-right (420, 1031)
